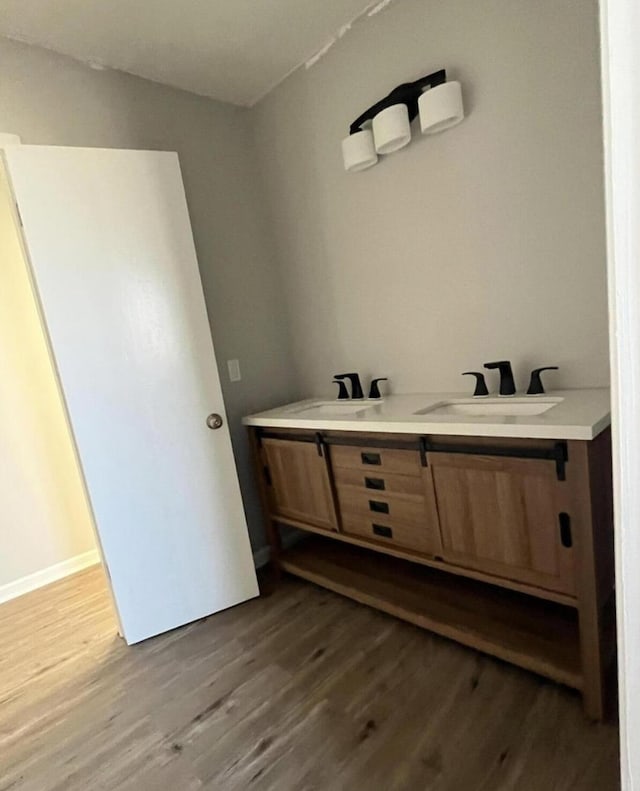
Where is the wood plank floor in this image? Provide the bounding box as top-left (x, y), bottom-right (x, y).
top-left (0, 565), bottom-right (620, 790)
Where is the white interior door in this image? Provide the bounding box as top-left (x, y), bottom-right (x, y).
top-left (3, 145), bottom-right (258, 644)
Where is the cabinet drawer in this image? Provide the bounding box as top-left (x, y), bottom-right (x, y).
top-left (336, 485), bottom-right (428, 528)
top-left (330, 445), bottom-right (421, 477)
top-left (341, 513), bottom-right (436, 555)
top-left (333, 467), bottom-right (424, 497)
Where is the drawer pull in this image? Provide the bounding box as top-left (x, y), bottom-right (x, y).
top-left (369, 500), bottom-right (390, 514)
top-left (361, 452), bottom-right (381, 466)
top-left (364, 476), bottom-right (386, 490)
top-left (372, 523), bottom-right (393, 538)
top-left (559, 512), bottom-right (573, 547)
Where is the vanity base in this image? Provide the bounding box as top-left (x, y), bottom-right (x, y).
top-left (280, 534), bottom-right (582, 690)
top-left (248, 425), bottom-right (615, 720)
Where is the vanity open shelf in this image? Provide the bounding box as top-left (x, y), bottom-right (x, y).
top-left (280, 535), bottom-right (583, 690)
top-left (246, 410), bottom-right (614, 720)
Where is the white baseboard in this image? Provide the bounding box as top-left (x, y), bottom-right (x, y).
top-left (0, 549), bottom-right (101, 605)
top-left (3, 533), bottom-right (298, 603)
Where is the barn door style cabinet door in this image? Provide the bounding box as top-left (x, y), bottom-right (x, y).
top-left (428, 446), bottom-right (575, 596)
top-left (249, 426), bottom-right (615, 721)
top-left (260, 436), bottom-right (338, 531)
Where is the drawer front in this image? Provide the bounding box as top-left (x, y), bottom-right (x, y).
top-left (341, 513), bottom-right (436, 555)
top-left (333, 467), bottom-right (424, 497)
top-left (330, 445), bottom-right (422, 477)
top-left (336, 485), bottom-right (428, 528)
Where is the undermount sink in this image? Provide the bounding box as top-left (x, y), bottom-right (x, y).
top-left (415, 397), bottom-right (564, 418)
top-left (290, 400), bottom-right (378, 416)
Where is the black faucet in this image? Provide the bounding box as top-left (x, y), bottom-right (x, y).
top-left (368, 378), bottom-right (387, 399)
top-left (484, 360), bottom-right (516, 396)
top-left (527, 366), bottom-right (558, 395)
top-left (462, 372), bottom-right (489, 397)
top-left (334, 373), bottom-right (364, 399)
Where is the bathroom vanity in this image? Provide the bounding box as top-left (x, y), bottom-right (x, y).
top-left (244, 390), bottom-right (614, 720)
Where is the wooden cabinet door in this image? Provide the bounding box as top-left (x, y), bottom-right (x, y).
top-left (262, 439), bottom-right (338, 531)
top-left (429, 452), bottom-right (575, 595)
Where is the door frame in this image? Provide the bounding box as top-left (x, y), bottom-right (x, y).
top-left (599, 0), bottom-right (640, 787)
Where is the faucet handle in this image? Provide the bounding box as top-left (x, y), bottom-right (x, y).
top-left (333, 379), bottom-right (350, 400)
top-left (462, 372), bottom-right (489, 397)
top-left (368, 378), bottom-right (388, 399)
top-left (526, 366), bottom-right (558, 396)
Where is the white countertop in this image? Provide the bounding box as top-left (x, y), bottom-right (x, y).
top-left (243, 389), bottom-right (611, 441)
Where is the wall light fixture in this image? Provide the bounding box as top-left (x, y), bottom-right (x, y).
top-left (341, 69), bottom-right (464, 172)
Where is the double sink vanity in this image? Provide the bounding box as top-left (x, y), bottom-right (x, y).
top-left (283, 393), bottom-right (573, 421)
top-left (244, 388), bottom-right (614, 720)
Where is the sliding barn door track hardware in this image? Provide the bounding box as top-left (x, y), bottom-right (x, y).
top-left (420, 438), bottom-right (569, 481)
top-left (254, 430), bottom-right (568, 481)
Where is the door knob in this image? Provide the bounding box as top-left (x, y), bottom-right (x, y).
top-left (206, 413), bottom-right (224, 430)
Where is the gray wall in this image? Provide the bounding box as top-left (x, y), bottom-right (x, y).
top-left (251, 0), bottom-right (609, 397)
top-left (0, 37), bottom-right (297, 553)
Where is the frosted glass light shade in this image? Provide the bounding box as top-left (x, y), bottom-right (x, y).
top-left (419, 81), bottom-right (464, 135)
top-left (372, 104), bottom-right (411, 154)
top-left (0, 133), bottom-right (22, 148)
top-left (342, 129), bottom-right (378, 172)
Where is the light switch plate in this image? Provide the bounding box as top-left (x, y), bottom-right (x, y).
top-left (227, 359), bottom-right (241, 382)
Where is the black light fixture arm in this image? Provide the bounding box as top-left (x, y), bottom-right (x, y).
top-left (348, 69), bottom-right (447, 134)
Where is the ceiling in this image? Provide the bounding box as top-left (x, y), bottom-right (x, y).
top-left (0, 0), bottom-right (381, 107)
